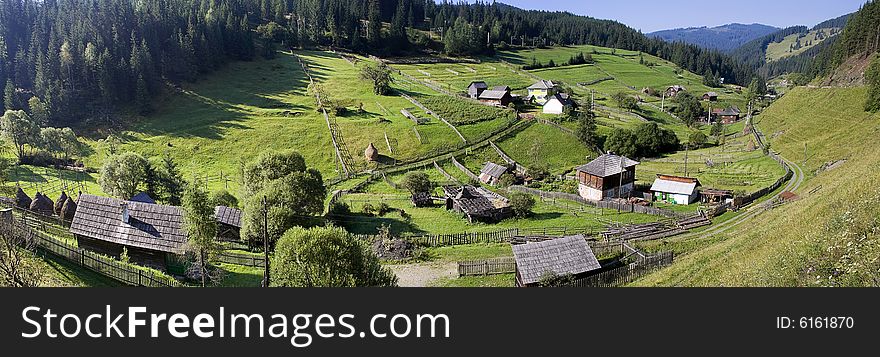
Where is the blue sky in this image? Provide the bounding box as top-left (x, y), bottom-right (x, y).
top-left (480, 0), bottom-right (867, 32)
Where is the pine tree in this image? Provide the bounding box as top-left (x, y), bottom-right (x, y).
top-left (367, 0), bottom-right (382, 44)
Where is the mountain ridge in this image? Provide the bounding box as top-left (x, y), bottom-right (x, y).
top-left (649, 23), bottom-right (780, 52)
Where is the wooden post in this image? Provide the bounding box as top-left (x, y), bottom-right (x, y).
top-left (261, 196), bottom-right (270, 288)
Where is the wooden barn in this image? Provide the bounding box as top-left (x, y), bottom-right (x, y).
top-left (479, 162), bottom-right (508, 186)
top-left (512, 235), bottom-right (602, 287)
top-left (665, 85), bottom-right (686, 98)
top-left (702, 92), bottom-right (719, 101)
top-left (214, 205), bottom-right (242, 242)
top-left (467, 81), bottom-right (488, 99)
top-left (478, 87), bottom-right (512, 107)
top-left (575, 154), bottom-right (639, 201)
top-left (69, 194), bottom-right (187, 272)
top-left (718, 107), bottom-right (741, 123)
top-left (443, 186), bottom-right (513, 223)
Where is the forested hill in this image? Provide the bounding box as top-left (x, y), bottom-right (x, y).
top-left (0, 0), bottom-right (753, 128)
top-left (649, 23), bottom-right (779, 53)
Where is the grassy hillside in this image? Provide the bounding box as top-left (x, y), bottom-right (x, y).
top-left (766, 28), bottom-right (840, 62)
top-left (635, 87), bottom-right (880, 286)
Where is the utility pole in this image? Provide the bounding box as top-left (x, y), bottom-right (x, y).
top-left (661, 92), bottom-right (665, 111)
top-left (591, 90), bottom-right (595, 111)
top-left (261, 196), bottom-right (270, 288)
top-left (617, 156), bottom-right (624, 213)
top-left (684, 142), bottom-right (690, 177)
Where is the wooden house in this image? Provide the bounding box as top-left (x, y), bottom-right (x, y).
top-left (574, 154), bottom-right (639, 201)
top-left (650, 175), bottom-right (701, 205)
top-left (69, 194), bottom-right (187, 272)
top-left (702, 92), bottom-right (719, 101)
top-left (718, 107), bottom-right (741, 123)
top-left (443, 186), bottom-right (513, 223)
top-left (467, 81), bottom-right (489, 99)
top-left (478, 87), bottom-right (512, 107)
top-left (479, 162), bottom-right (508, 186)
top-left (512, 235), bottom-right (601, 287)
top-left (542, 93), bottom-right (573, 114)
top-left (665, 85), bottom-right (687, 97)
top-left (527, 80), bottom-right (557, 104)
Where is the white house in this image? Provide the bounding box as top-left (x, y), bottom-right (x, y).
top-left (650, 175), bottom-right (701, 205)
top-left (542, 93), bottom-right (573, 114)
top-left (527, 80), bottom-right (557, 104)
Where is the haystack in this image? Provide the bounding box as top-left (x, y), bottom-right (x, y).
top-left (15, 187), bottom-right (32, 209)
top-left (60, 197), bottom-right (78, 221)
top-left (365, 143), bottom-right (379, 161)
top-left (30, 192), bottom-right (55, 216)
top-left (55, 192), bottom-right (69, 215)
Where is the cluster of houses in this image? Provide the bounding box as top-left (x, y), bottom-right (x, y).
top-left (467, 79), bottom-right (573, 115)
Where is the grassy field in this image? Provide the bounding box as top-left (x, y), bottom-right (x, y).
top-left (637, 133), bottom-right (787, 195)
top-left (634, 87), bottom-right (880, 286)
top-left (766, 28), bottom-right (840, 62)
top-left (431, 273), bottom-right (515, 287)
top-left (494, 123), bottom-right (595, 175)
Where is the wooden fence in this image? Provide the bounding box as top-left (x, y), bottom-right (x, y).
top-left (217, 251), bottom-right (266, 268)
top-left (507, 186), bottom-right (687, 218)
top-left (458, 257), bottom-right (516, 276)
top-left (356, 227), bottom-right (597, 247)
top-left (559, 251), bottom-right (674, 287)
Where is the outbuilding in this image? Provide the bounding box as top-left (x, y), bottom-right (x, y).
top-left (542, 93), bottom-right (573, 114)
top-left (512, 235), bottom-right (602, 287)
top-left (650, 175), bottom-right (701, 205)
top-left (467, 81), bottom-right (489, 99)
top-left (478, 162), bottom-right (508, 186)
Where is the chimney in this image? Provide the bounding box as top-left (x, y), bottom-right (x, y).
top-left (120, 202), bottom-right (130, 224)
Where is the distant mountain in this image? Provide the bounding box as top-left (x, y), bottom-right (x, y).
top-left (649, 23), bottom-right (780, 52)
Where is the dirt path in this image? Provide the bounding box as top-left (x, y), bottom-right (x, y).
top-left (388, 262), bottom-right (458, 287)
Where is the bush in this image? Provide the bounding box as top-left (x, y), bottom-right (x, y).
top-left (362, 202), bottom-right (376, 216)
top-left (376, 202), bottom-right (392, 216)
top-left (271, 226), bottom-right (398, 287)
top-left (510, 192), bottom-right (536, 217)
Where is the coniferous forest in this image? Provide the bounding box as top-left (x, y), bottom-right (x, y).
top-left (0, 0), bottom-right (754, 127)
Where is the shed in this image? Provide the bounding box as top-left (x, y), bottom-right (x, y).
top-left (718, 107), bottom-right (741, 124)
top-left (702, 92), bottom-right (719, 101)
top-left (214, 205), bottom-right (242, 242)
top-left (512, 235), bottom-right (601, 287)
top-left (700, 189), bottom-right (734, 204)
top-left (69, 194), bottom-right (187, 272)
top-left (574, 154), bottom-right (639, 201)
top-left (478, 88), bottom-right (512, 107)
top-left (467, 81), bottom-right (489, 99)
top-left (411, 192), bottom-right (433, 207)
top-left (650, 175), bottom-right (701, 205)
top-left (443, 186), bottom-right (513, 223)
top-left (479, 162), bottom-right (508, 186)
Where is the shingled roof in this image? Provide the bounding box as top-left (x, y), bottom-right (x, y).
top-left (575, 154), bottom-right (640, 178)
top-left (69, 194), bottom-right (187, 254)
top-left (130, 192), bottom-right (156, 204)
top-left (480, 162), bottom-right (508, 179)
top-left (468, 81), bottom-right (488, 90)
top-left (215, 206), bottom-right (242, 228)
top-left (512, 235), bottom-right (601, 285)
top-left (528, 80), bottom-right (555, 90)
top-left (479, 89), bottom-right (510, 100)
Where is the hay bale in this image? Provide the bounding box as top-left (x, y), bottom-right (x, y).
top-left (55, 192), bottom-right (68, 215)
top-left (30, 192), bottom-right (55, 216)
top-left (365, 143), bottom-right (379, 162)
top-left (15, 187), bottom-right (32, 209)
top-left (60, 197), bottom-right (78, 221)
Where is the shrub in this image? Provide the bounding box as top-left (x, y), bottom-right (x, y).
top-left (362, 202), bottom-right (376, 216)
top-left (376, 202), bottom-right (392, 216)
top-left (510, 192), bottom-right (536, 218)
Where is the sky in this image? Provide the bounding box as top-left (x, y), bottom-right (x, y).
top-left (480, 0), bottom-right (867, 32)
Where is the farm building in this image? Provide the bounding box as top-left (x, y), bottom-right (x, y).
top-left (702, 92), bottom-right (719, 101)
top-left (411, 192), bottom-right (434, 207)
top-left (665, 85), bottom-right (687, 97)
top-left (527, 80), bottom-right (557, 104)
top-left (574, 154), bottom-right (639, 201)
top-left (479, 162), bottom-right (508, 186)
top-left (718, 107), bottom-right (741, 123)
top-left (478, 87), bottom-right (512, 107)
top-left (650, 175), bottom-right (701, 205)
top-left (512, 235), bottom-right (602, 287)
top-left (443, 186), bottom-right (513, 223)
top-left (542, 93), bottom-right (573, 114)
top-left (215, 205), bottom-right (242, 242)
top-left (69, 194), bottom-right (187, 272)
top-left (467, 81), bottom-right (489, 99)
top-left (701, 189), bottom-right (734, 205)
